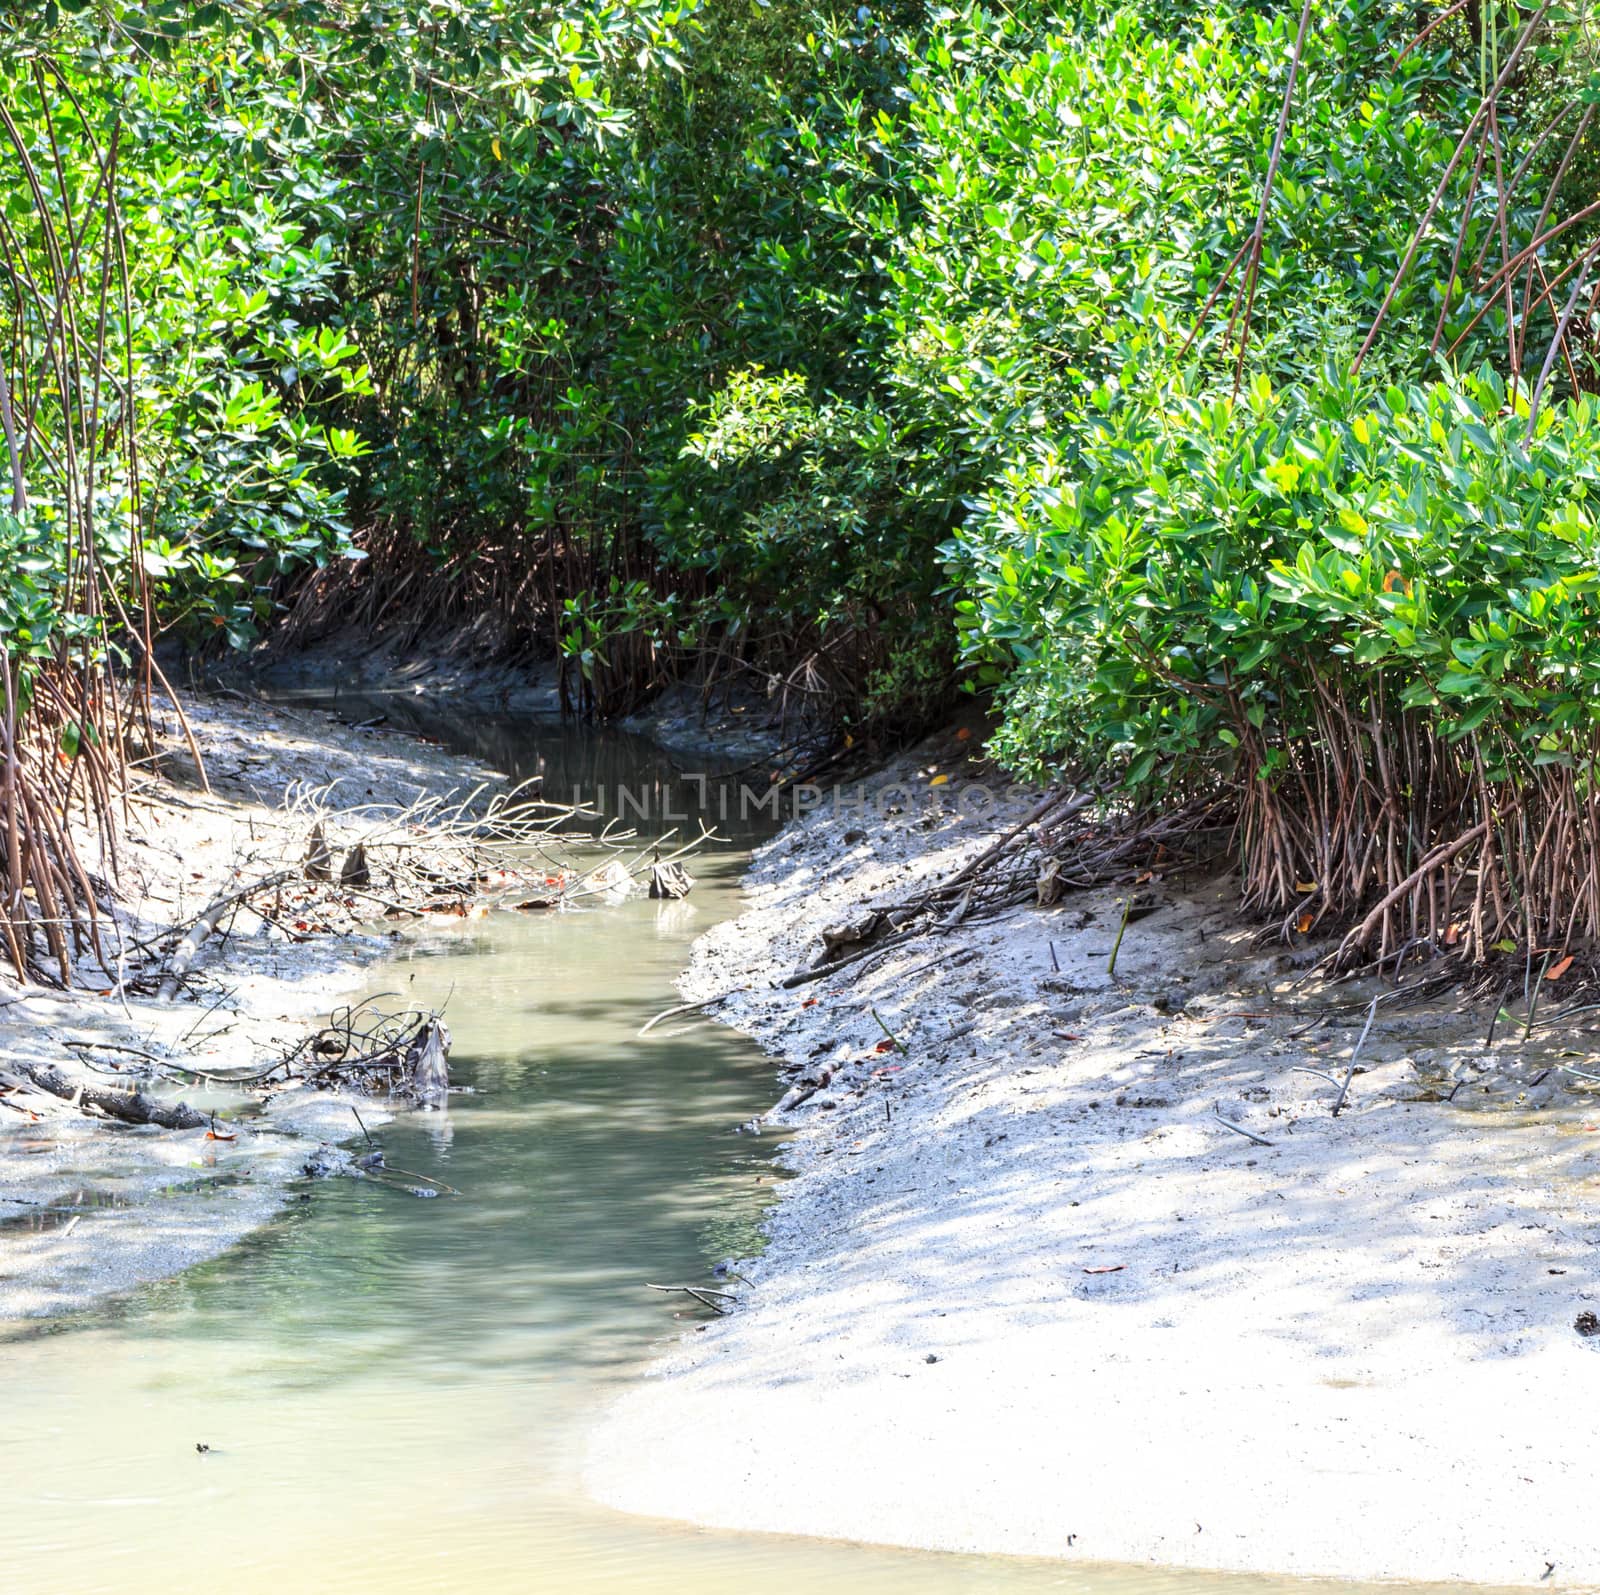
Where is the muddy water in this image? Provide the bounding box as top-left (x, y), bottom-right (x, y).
top-left (0, 710), bottom-right (1534, 1595)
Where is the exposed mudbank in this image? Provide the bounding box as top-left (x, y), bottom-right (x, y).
top-left (589, 726), bottom-right (1600, 1589)
top-left (0, 692), bottom-right (503, 1318)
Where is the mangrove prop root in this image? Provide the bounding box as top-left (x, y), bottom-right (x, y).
top-left (1211, 1102), bottom-right (1275, 1148)
top-left (1228, 702), bottom-right (1600, 969)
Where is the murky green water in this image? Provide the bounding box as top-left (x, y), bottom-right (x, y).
top-left (0, 706), bottom-right (1538, 1595)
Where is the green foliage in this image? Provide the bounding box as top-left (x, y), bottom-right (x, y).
top-left (677, 369), bottom-right (915, 621)
top-left (904, 0), bottom-right (1600, 799)
top-left (9, 0), bottom-right (1600, 783)
top-left (971, 363), bottom-right (1600, 783)
top-left (0, 0), bottom-right (703, 656)
top-left (0, 512), bottom-right (81, 680)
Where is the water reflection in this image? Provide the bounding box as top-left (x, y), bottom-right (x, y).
top-left (266, 686), bottom-right (779, 846)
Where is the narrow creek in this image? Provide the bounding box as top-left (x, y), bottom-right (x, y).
top-left (0, 707), bottom-right (1533, 1595)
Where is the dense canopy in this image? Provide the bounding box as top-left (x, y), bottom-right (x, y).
top-left (8, 0), bottom-right (1600, 973)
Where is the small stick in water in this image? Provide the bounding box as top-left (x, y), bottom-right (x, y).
top-left (646, 1283), bottom-right (737, 1315)
top-left (639, 992), bottom-right (738, 1037)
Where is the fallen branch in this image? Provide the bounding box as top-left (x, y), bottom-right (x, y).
top-left (639, 991), bottom-right (739, 1037)
top-left (299, 1006), bottom-right (452, 1103)
top-left (157, 867), bottom-right (299, 1002)
top-left (770, 1063), bottom-right (836, 1115)
top-left (646, 1282), bottom-right (736, 1314)
top-left (15, 1059), bottom-right (208, 1129)
top-left (62, 1039), bottom-right (169, 1068)
top-left (860, 792), bottom-right (1226, 946)
top-left (945, 789), bottom-right (1094, 891)
top-left (778, 927), bottom-right (921, 988)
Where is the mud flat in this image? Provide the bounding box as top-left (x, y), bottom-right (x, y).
top-left (589, 726), bottom-right (1600, 1589)
top-left (0, 691), bottom-right (494, 1319)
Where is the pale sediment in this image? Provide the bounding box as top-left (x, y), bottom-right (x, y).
top-left (0, 691), bottom-right (496, 1320)
top-left (588, 726), bottom-right (1600, 1589)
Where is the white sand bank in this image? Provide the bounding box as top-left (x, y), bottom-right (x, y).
top-left (588, 729), bottom-right (1600, 1588)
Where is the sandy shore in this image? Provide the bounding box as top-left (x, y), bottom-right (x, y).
top-left (587, 728), bottom-right (1600, 1588)
top-left (0, 690), bottom-right (496, 1319)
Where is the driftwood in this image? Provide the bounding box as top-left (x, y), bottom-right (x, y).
top-left (15, 1059), bottom-right (207, 1129)
top-left (0, 1070), bottom-right (70, 1116)
top-left (407, 1018), bottom-right (451, 1108)
top-left (303, 822), bottom-right (333, 882)
top-left (939, 883), bottom-right (976, 929)
top-left (778, 928), bottom-right (919, 988)
top-left (17, 995), bottom-right (453, 1146)
top-left (1036, 858), bottom-right (1064, 906)
top-left (816, 910), bottom-right (883, 965)
top-left (771, 1061), bottom-right (836, 1115)
top-left (649, 861), bottom-right (694, 899)
top-left (645, 1282), bottom-right (737, 1315)
top-left (158, 867), bottom-right (300, 1002)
